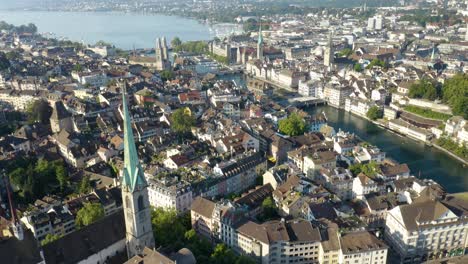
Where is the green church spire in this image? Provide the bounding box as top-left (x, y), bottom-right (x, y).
top-left (121, 83), bottom-right (147, 192)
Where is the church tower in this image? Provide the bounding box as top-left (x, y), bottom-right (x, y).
top-left (257, 25), bottom-right (264, 61)
top-left (4, 173), bottom-right (23, 240)
top-left (155, 38), bottom-right (164, 71)
top-left (324, 32), bottom-right (334, 67)
top-left (161, 36), bottom-right (169, 61)
top-left (121, 83), bottom-right (155, 258)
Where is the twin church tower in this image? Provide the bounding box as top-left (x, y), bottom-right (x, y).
top-left (121, 84), bottom-right (155, 257)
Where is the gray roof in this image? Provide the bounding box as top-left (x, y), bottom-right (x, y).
top-left (0, 228), bottom-right (42, 264)
top-left (43, 210), bottom-right (125, 264)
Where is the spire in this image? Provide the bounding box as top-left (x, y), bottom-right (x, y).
top-left (121, 82), bottom-right (147, 192)
top-left (156, 38), bottom-right (161, 49)
top-left (328, 31), bottom-right (333, 48)
top-left (257, 24), bottom-right (263, 46)
top-left (3, 171), bottom-right (23, 240)
top-left (430, 46), bottom-right (436, 61)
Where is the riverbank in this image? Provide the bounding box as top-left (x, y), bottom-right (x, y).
top-left (328, 104), bottom-right (468, 166)
top-left (307, 106), bottom-right (468, 192)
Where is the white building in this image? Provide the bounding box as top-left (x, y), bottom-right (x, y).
top-left (385, 195), bottom-right (468, 263)
top-left (352, 173), bottom-right (379, 200)
top-left (340, 231), bottom-right (388, 264)
top-left (147, 178), bottom-right (193, 212)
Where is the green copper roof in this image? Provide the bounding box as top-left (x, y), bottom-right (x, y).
top-left (122, 86), bottom-right (147, 192)
top-left (258, 25), bottom-right (263, 46)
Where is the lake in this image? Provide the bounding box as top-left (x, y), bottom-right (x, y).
top-left (308, 106), bottom-right (468, 193)
top-left (0, 11), bottom-right (221, 49)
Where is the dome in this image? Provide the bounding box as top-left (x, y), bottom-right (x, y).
top-left (172, 248), bottom-right (196, 264)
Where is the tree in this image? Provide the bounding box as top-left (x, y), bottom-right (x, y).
top-left (26, 100), bottom-right (52, 124)
top-left (78, 175), bottom-right (92, 194)
top-left (160, 70), bottom-right (174, 82)
top-left (73, 64), bottom-right (84, 72)
top-left (366, 106), bottom-right (383, 120)
top-left (451, 97), bottom-right (468, 120)
top-left (353, 63), bottom-right (363, 72)
top-left (75, 202), bottom-right (105, 228)
top-left (151, 208), bottom-right (187, 250)
top-left (366, 58), bottom-right (387, 69)
top-left (278, 112), bottom-right (307, 136)
top-left (171, 107), bottom-right (196, 134)
top-left (0, 52), bottom-right (10, 71)
top-left (443, 74), bottom-right (468, 119)
top-left (210, 244), bottom-right (237, 264)
top-left (55, 164), bottom-right (68, 191)
top-left (171, 37), bottom-right (182, 48)
top-left (338, 48), bottom-right (353, 57)
top-left (41, 234), bottom-right (61, 246)
top-left (408, 79), bottom-right (440, 100)
top-left (260, 197), bottom-right (278, 221)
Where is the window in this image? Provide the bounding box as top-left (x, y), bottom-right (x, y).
top-left (138, 195), bottom-right (145, 211)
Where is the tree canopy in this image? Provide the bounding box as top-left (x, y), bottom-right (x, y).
top-left (349, 161), bottom-right (381, 178)
top-left (278, 112), bottom-right (307, 136)
top-left (171, 37), bottom-right (182, 48)
top-left (76, 202), bottom-right (105, 228)
top-left (41, 234), bottom-right (62, 246)
top-left (408, 79), bottom-right (441, 101)
top-left (443, 74), bottom-right (468, 119)
top-left (171, 107), bottom-right (196, 134)
top-left (151, 208), bottom-right (256, 263)
top-left (366, 59), bottom-right (387, 69)
top-left (8, 158), bottom-right (68, 202)
top-left (160, 70), bottom-right (174, 82)
top-left (26, 99), bottom-right (52, 124)
top-left (366, 106), bottom-right (383, 120)
top-left (172, 40), bottom-right (208, 54)
top-left (0, 52), bottom-right (11, 71)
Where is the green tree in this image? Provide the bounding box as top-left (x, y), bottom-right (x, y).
top-left (260, 197), bottom-right (278, 221)
top-left (55, 164), bottom-right (68, 191)
top-left (443, 74), bottom-right (468, 119)
top-left (0, 52), bottom-right (10, 71)
top-left (210, 244), bottom-right (237, 264)
top-left (171, 107), bottom-right (196, 134)
top-left (78, 175), bottom-right (92, 194)
top-left (366, 59), bottom-right (387, 69)
top-left (353, 63), bottom-right (363, 72)
top-left (151, 208), bottom-right (187, 250)
top-left (278, 112), bottom-right (307, 136)
top-left (41, 234), bottom-right (61, 246)
top-left (6, 51), bottom-right (21, 60)
top-left (338, 48), bottom-right (352, 57)
top-left (26, 99), bottom-right (52, 124)
top-left (366, 106), bottom-right (383, 120)
top-left (171, 37), bottom-right (182, 48)
top-left (160, 70), bottom-right (174, 82)
top-left (408, 79), bottom-right (440, 100)
top-left (73, 64), bottom-right (84, 72)
top-left (75, 202), bottom-right (105, 228)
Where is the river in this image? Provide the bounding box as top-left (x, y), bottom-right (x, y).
top-left (308, 106), bottom-right (468, 193)
top-left (0, 11), bottom-right (242, 49)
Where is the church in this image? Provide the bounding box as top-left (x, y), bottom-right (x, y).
top-left (0, 85), bottom-right (195, 264)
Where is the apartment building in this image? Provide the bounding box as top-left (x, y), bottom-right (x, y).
top-left (385, 194), bottom-right (468, 263)
top-left (147, 178), bottom-right (193, 212)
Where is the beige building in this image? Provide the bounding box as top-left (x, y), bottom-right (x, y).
top-left (385, 194), bottom-right (468, 263)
